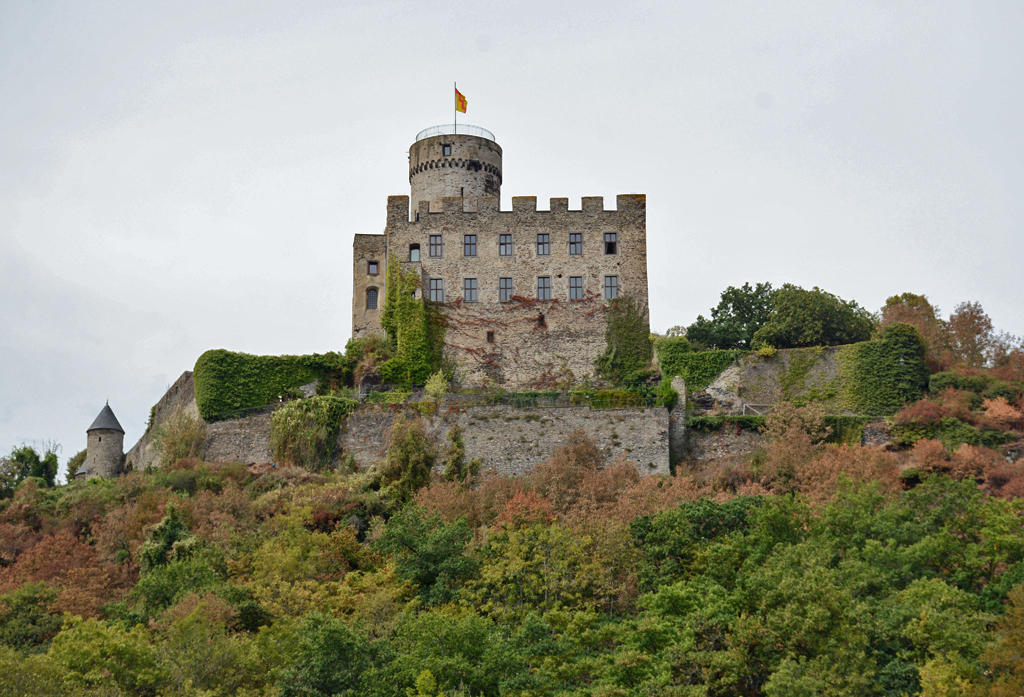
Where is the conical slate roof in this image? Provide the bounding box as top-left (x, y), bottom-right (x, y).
top-left (87, 403), bottom-right (124, 433)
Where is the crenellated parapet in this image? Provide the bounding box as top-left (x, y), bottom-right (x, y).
top-left (386, 194), bottom-right (646, 227)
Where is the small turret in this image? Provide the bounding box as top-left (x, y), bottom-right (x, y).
top-left (409, 124), bottom-right (502, 216)
top-left (77, 402), bottom-right (125, 480)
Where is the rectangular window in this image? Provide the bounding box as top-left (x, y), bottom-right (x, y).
top-left (499, 234), bottom-right (512, 256)
top-left (429, 235), bottom-right (443, 257)
top-left (366, 288), bottom-right (378, 309)
top-left (409, 244), bottom-right (420, 262)
top-left (604, 232), bottom-right (617, 255)
top-left (442, 144), bottom-right (452, 156)
top-left (499, 277), bottom-right (513, 302)
top-left (463, 278), bottom-right (478, 302)
top-left (486, 330), bottom-right (495, 343)
top-left (569, 276), bottom-right (583, 300)
top-left (367, 261), bottom-right (379, 276)
top-left (537, 276), bottom-right (551, 301)
top-left (429, 278), bottom-right (444, 302)
top-left (463, 234), bottom-right (477, 256)
top-left (569, 233), bottom-right (582, 255)
top-left (604, 275), bottom-right (619, 299)
top-left (536, 233), bottom-right (550, 256)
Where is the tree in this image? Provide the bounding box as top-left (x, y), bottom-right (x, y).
top-left (945, 301), bottom-right (995, 369)
top-left (4, 445), bottom-right (59, 490)
top-left (687, 282), bottom-right (776, 350)
top-left (377, 416), bottom-right (436, 505)
top-left (65, 449), bottom-right (86, 483)
top-left (48, 616), bottom-right (167, 695)
top-left (880, 293), bottom-right (947, 369)
top-left (752, 284), bottom-right (874, 349)
top-left (278, 613), bottom-right (372, 697)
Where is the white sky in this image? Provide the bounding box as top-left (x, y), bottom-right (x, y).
top-left (3, 1), bottom-right (1023, 468)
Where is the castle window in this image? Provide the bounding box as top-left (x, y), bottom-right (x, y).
top-left (366, 288), bottom-right (378, 309)
top-left (429, 278), bottom-right (444, 302)
top-left (499, 234), bottom-right (512, 256)
top-left (429, 235), bottom-right (443, 257)
top-left (569, 233), bottom-right (582, 255)
top-left (487, 331), bottom-right (495, 343)
top-left (464, 278), bottom-right (478, 302)
top-left (464, 234), bottom-right (477, 256)
top-left (604, 233), bottom-right (618, 255)
top-left (604, 275), bottom-right (619, 299)
top-left (536, 233), bottom-right (550, 256)
top-left (367, 261), bottom-right (379, 276)
top-left (537, 276), bottom-right (551, 301)
top-left (499, 277), bottom-right (513, 302)
top-left (569, 276), bottom-right (583, 300)
top-left (409, 244), bottom-right (420, 262)
top-left (442, 144), bottom-right (452, 156)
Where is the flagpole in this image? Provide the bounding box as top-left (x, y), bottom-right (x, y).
top-left (454, 82), bottom-right (457, 134)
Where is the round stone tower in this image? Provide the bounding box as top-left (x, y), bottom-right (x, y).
top-left (409, 124), bottom-right (502, 215)
top-left (79, 402), bottom-right (125, 480)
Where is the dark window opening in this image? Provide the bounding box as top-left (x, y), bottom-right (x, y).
top-left (536, 312), bottom-right (546, 328)
top-left (499, 277), bottom-right (513, 302)
top-left (569, 276), bottom-right (583, 300)
top-left (569, 233), bottom-right (582, 255)
top-left (429, 278), bottom-right (444, 302)
top-left (409, 244), bottom-right (420, 262)
top-left (429, 235), bottom-right (443, 257)
top-left (604, 232), bottom-right (617, 255)
top-left (464, 234), bottom-right (477, 256)
top-left (499, 234), bottom-right (512, 256)
top-left (536, 233), bottom-right (550, 256)
top-left (442, 144), bottom-right (452, 156)
top-left (366, 288), bottom-right (378, 309)
top-left (464, 278), bottom-right (478, 302)
top-left (486, 331), bottom-right (495, 343)
top-left (537, 276), bottom-right (551, 301)
top-left (367, 261), bottom-right (379, 276)
top-left (604, 275), bottom-right (619, 299)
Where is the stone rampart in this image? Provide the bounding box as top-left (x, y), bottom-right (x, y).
top-left (124, 371), bottom-right (200, 471)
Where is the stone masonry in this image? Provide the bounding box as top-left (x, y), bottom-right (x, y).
top-left (352, 126), bottom-right (649, 389)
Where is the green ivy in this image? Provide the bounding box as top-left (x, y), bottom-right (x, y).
top-left (656, 349), bottom-right (746, 394)
top-left (379, 259), bottom-right (447, 385)
top-left (836, 323), bottom-right (930, 417)
top-left (596, 296), bottom-right (653, 385)
top-left (194, 350), bottom-right (355, 421)
top-left (269, 396), bottom-right (358, 471)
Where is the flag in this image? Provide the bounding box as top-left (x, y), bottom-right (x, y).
top-left (455, 88), bottom-right (467, 114)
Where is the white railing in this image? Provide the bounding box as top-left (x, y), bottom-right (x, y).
top-left (415, 124), bottom-right (495, 142)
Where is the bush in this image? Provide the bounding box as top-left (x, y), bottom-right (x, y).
top-left (269, 397), bottom-right (358, 471)
top-left (153, 410), bottom-right (206, 468)
top-left (838, 323), bottom-right (931, 416)
top-left (194, 350), bottom-right (355, 421)
top-left (596, 296), bottom-right (653, 384)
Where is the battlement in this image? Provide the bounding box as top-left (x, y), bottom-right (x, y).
top-left (387, 194), bottom-right (646, 226)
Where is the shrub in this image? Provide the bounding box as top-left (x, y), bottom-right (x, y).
top-left (424, 371), bottom-right (448, 402)
top-left (153, 410), bottom-right (206, 468)
top-left (269, 396), bottom-right (358, 471)
top-left (377, 416), bottom-right (436, 505)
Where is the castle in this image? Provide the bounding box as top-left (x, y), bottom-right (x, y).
top-left (352, 124), bottom-right (649, 387)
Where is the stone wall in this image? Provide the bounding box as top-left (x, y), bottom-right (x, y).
top-left (684, 428), bottom-right (766, 461)
top-left (125, 371), bottom-right (199, 471)
top-left (339, 402), bottom-right (671, 476)
top-left (203, 411), bottom-right (274, 464)
top-left (82, 429), bottom-right (125, 479)
top-left (354, 193), bottom-right (649, 388)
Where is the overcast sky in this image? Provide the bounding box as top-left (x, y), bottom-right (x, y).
top-left (3, 1), bottom-right (1023, 469)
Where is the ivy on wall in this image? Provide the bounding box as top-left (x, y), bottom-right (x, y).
top-left (194, 350), bottom-right (355, 421)
top-left (836, 323), bottom-right (930, 417)
top-left (656, 348), bottom-right (746, 394)
top-left (595, 296), bottom-right (653, 385)
top-left (379, 259), bottom-right (447, 385)
top-left (269, 396), bottom-right (358, 471)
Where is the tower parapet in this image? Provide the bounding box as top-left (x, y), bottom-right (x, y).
top-left (409, 125), bottom-right (502, 216)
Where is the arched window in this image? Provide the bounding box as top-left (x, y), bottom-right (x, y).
top-left (366, 288), bottom-right (378, 309)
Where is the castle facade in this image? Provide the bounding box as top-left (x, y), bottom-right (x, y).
top-left (352, 125), bottom-right (649, 387)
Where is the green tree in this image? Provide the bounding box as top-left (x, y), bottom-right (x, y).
top-left (5, 444), bottom-right (59, 490)
top-left (377, 416), bottom-right (436, 505)
top-left (138, 502), bottom-right (195, 572)
top-left (65, 449), bottom-right (86, 483)
top-left (48, 616), bottom-right (167, 695)
top-left (0, 583), bottom-right (63, 652)
top-left (376, 506), bottom-right (476, 606)
top-left (687, 282), bottom-right (777, 350)
top-left (752, 284), bottom-right (875, 349)
top-left (276, 613), bottom-right (372, 697)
